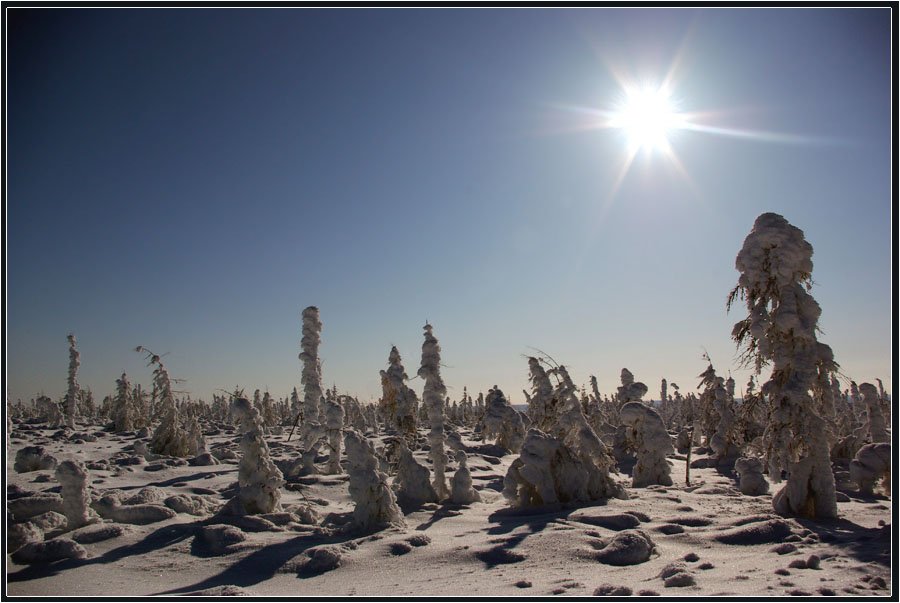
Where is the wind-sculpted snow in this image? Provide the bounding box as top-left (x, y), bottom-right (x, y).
top-left (55, 460), bottom-right (98, 530)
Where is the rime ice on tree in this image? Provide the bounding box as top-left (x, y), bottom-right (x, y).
top-left (418, 323), bottom-right (449, 499)
top-left (55, 460), bottom-right (98, 529)
top-left (344, 430), bottom-right (404, 531)
top-left (112, 373), bottom-right (135, 432)
top-left (482, 386), bottom-right (525, 454)
top-left (323, 396), bottom-right (344, 474)
top-left (380, 346), bottom-right (419, 446)
top-left (230, 397), bottom-right (284, 514)
top-left (137, 347), bottom-right (192, 458)
top-left (389, 437), bottom-right (438, 508)
top-left (619, 401), bottom-right (674, 487)
top-left (450, 449), bottom-right (481, 504)
top-left (64, 334), bottom-right (80, 429)
top-left (859, 383), bottom-right (888, 443)
top-left (728, 212), bottom-right (838, 520)
top-left (296, 306), bottom-right (327, 475)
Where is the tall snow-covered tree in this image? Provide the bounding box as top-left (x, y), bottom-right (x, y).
top-left (64, 334), bottom-right (80, 429)
top-left (728, 212), bottom-right (838, 520)
top-left (418, 324), bottom-right (449, 499)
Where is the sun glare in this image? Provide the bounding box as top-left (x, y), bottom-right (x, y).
top-left (610, 86), bottom-right (685, 153)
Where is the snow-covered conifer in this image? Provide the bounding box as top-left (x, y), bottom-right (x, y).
top-left (296, 306), bottom-right (327, 475)
top-left (418, 324), bottom-right (449, 499)
top-left (112, 373), bottom-right (134, 432)
top-left (64, 334), bottom-right (80, 429)
top-left (390, 437), bottom-right (438, 508)
top-left (137, 347), bottom-right (192, 457)
top-left (380, 346), bottom-right (418, 445)
top-left (55, 460), bottom-right (98, 529)
top-left (230, 397), bottom-right (284, 514)
top-left (324, 397), bottom-right (344, 474)
top-left (482, 386), bottom-right (526, 453)
top-left (860, 383), bottom-right (888, 443)
top-left (619, 401), bottom-right (674, 487)
top-left (345, 430), bottom-right (404, 531)
top-left (450, 450), bottom-right (480, 505)
top-left (728, 212), bottom-right (838, 519)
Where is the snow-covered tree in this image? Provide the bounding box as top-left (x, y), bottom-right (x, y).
top-left (389, 437), bottom-right (438, 508)
top-left (859, 382), bottom-right (888, 443)
top-left (112, 372), bottom-right (134, 432)
top-left (296, 306), bottom-right (327, 475)
top-left (56, 460), bottom-right (98, 529)
top-left (418, 324), bottom-right (449, 499)
top-left (619, 401), bottom-right (674, 487)
top-left (345, 429), bottom-right (404, 531)
top-left (450, 450), bottom-right (481, 505)
top-left (728, 212), bottom-right (838, 520)
top-left (482, 386), bottom-right (526, 453)
top-left (230, 397), bottom-right (284, 514)
top-left (64, 334), bottom-right (80, 429)
top-left (137, 346), bottom-right (192, 457)
top-left (380, 346), bottom-right (419, 445)
top-left (324, 397), bottom-right (344, 474)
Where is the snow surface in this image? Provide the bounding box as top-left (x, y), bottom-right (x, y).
top-left (6, 417), bottom-right (890, 597)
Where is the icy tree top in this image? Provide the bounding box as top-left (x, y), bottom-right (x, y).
top-left (300, 306), bottom-right (324, 413)
top-left (735, 213), bottom-right (813, 292)
top-left (417, 324), bottom-right (446, 398)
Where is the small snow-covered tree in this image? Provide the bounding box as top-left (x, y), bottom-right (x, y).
top-left (137, 346), bottom-right (191, 457)
top-left (526, 357), bottom-right (557, 432)
top-left (56, 460), bottom-right (98, 529)
top-left (64, 334), bottom-right (80, 429)
top-left (112, 372), bottom-right (134, 432)
top-left (345, 429), bottom-right (404, 531)
top-left (859, 382), bottom-right (888, 443)
top-left (619, 401), bottom-right (674, 487)
top-left (230, 397), bottom-right (284, 514)
top-left (389, 437), bottom-right (438, 508)
top-left (450, 450), bottom-right (481, 505)
top-left (323, 397), bottom-right (344, 474)
top-left (418, 324), bottom-right (449, 499)
top-left (482, 386), bottom-right (526, 453)
top-left (380, 346), bottom-right (419, 445)
top-left (728, 212), bottom-right (838, 520)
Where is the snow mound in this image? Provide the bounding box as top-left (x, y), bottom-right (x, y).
top-left (570, 512), bottom-right (640, 531)
top-left (194, 524), bottom-right (247, 555)
top-left (296, 546), bottom-right (343, 577)
top-left (593, 583), bottom-right (633, 596)
top-left (14, 446), bottom-right (59, 473)
top-left (11, 538), bottom-right (87, 564)
top-left (593, 530), bottom-right (656, 566)
top-left (70, 523), bottom-right (126, 544)
top-left (714, 518), bottom-right (794, 545)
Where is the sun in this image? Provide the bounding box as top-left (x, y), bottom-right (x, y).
top-left (609, 86), bottom-right (685, 153)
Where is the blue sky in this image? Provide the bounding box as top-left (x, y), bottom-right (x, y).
top-left (6, 8), bottom-right (893, 405)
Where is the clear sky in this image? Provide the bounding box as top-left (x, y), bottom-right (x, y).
top-left (6, 8), bottom-right (893, 406)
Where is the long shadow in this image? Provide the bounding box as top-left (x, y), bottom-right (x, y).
top-left (413, 505), bottom-right (464, 531)
top-left (151, 529), bottom-right (359, 594)
top-left (796, 516), bottom-right (890, 566)
top-left (116, 469), bottom-right (234, 491)
top-left (7, 522), bottom-right (200, 584)
top-left (468, 507), bottom-right (570, 568)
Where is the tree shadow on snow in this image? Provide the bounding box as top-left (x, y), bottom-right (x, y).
top-left (796, 516), bottom-right (890, 566)
top-left (6, 522), bottom-right (200, 584)
top-left (151, 529), bottom-right (361, 594)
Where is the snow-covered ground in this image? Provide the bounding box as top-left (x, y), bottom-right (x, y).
top-left (5, 421), bottom-right (891, 597)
